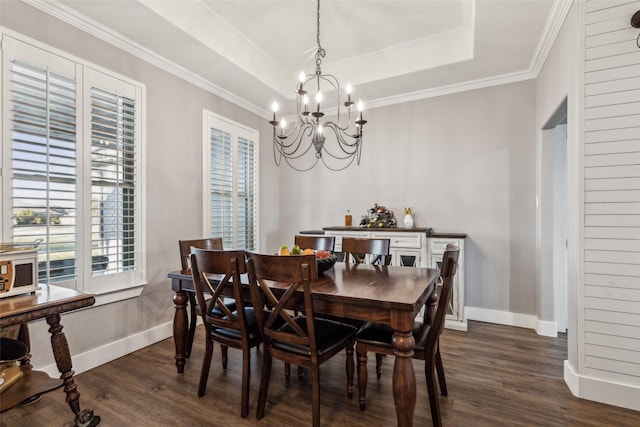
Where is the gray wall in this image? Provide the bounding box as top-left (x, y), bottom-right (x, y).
top-left (0, 0), bottom-right (280, 368)
top-left (276, 81), bottom-right (538, 316)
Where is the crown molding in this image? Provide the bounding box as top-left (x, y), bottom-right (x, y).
top-left (22, 0), bottom-right (272, 119)
top-left (529, 0), bottom-right (574, 77)
top-left (21, 0), bottom-right (572, 119)
top-left (362, 69), bottom-right (538, 111)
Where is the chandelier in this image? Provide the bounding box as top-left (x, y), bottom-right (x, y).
top-left (269, 0), bottom-right (367, 171)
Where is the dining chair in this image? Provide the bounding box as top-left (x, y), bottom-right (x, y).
top-left (294, 235), bottom-right (336, 252)
top-left (246, 252), bottom-right (357, 427)
top-left (288, 234), bottom-right (337, 380)
top-left (189, 248), bottom-right (260, 418)
top-left (179, 238), bottom-right (233, 359)
top-left (332, 237), bottom-right (391, 334)
top-left (353, 245), bottom-right (460, 427)
top-left (341, 237), bottom-right (391, 265)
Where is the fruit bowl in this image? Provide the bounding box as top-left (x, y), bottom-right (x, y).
top-left (316, 254), bottom-right (337, 275)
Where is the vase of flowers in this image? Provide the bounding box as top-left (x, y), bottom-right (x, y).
top-left (403, 207), bottom-right (414, 229)
top-left (360, 203), bottom-right (397, 228)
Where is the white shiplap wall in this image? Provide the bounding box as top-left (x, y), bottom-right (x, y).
top-left (583, 0), bottom-right (640, 384)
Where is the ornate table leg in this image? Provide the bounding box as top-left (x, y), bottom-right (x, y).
top-left (46, 313), bottom-right (100, 427)
top-left (18, 323), bottom-right (33, 368)
top-left (392, 329), bottom-right (416, 427)
top-left (186, 292), bottom-right (197, 358)
top-left (173, 288), bottom-right (189, 374)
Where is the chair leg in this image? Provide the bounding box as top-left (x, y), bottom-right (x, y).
top-left (375, 353), bottom-right (384, 379)
top-left (221, 344), bottom-right (228, 369)
top-left (186, 294), bottom-right (197, 358)
top-left (256, 354), bottom-right (272, 420)
top-left (346, 343), bottom-right (354, 399)
top-left (435, 346), bottom-right (447, 396)
top-left (198, 337), bottom-right (214, 397)
top-left (284, 362), bottom-right (290, 382)
top-left (425, 360), bottom-right (443, 427)
top-left (357, 347), bottom-right (368, 410)
top-left (240, 348), bottom-right (251, 418)
top-left (311, 364), bottom-right (321, 427)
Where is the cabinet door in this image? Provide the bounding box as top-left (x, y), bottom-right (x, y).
top-left (371, 232), bottom-right (426, 267)
top-left (392, 249), bottom-right (422, 267)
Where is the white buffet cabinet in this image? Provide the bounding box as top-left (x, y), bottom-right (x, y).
top-left (322, 227), bottom-right (467, 331)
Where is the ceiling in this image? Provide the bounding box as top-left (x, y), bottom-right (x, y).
top-left (38, 0), bottom-right (568, 118)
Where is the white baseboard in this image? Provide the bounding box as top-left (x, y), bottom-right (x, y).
top-left (465, 306), bottom-right (557, 337)
top-left (37, 321), bottom-right (174, 378)
top-left (564, 360), bottom-right (640, 411)
top-left (535, 318), bottom-right (558, 337)
top-left (444, 318), bottom-right (468, 331)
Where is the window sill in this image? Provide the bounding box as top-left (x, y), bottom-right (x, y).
top-left (92, 282), bottom-right (147, 307)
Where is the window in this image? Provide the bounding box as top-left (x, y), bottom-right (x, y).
top-left (203, 111), bottom-right (258, 251)
top-left (1, 35), bottom-right (146, 297)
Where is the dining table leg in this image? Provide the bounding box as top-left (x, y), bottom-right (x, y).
top-left (46, 313), bottom-right (100, 427)
top-left (391, 326), bottom-right (416, 427)
top-left (172, 287), bottom-right (189, 374)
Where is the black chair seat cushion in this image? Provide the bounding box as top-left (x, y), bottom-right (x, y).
top-left (273, 317), bottom-right (357, 356)
top-left (213, 307), bottom-right (287, 341)
top-left (213, 307), bottom-right (261, 341)
top-left (206, 297), bottom-right (237, 317)
top-left (355, 321), bottom-right (430, 352)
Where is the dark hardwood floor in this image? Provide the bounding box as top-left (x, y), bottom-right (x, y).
top-left (2, 321), bottom-right (639, 426)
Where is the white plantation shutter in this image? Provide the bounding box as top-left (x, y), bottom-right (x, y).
top-left (7, 55), bottom-right (78, 285)
top-left (209, 128), bottom-right (234, 249)
top-left (90, 86), bottom-right (137, 275)
top-left (2, 35), bottom-right (145, 297)
top-left (204, 112), bottom-right (258, 251)
top-left (236, 137), bottom-right (256, 250)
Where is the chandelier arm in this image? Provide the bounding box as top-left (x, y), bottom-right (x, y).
top-left (324, 123), bottom-right (361, 154)
top-left (323, 121), bottom-right (361, 147)
top-left (275, 122), bottom-right (304, 150)
top-left (323, 113), bottom-right (353, 132)
top-left (315, 73), bottom-right (346, 124)
top-left (274, 124), bottom-right (317, 160)
top-left (284, 152), bottom-right (320, 172)
top-left (321, 148), bottom-right (359, 171)
top-left (313, 126), bottom-right (360, 162)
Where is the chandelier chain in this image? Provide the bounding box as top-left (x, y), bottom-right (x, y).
top-left (315, 0), bottom-right (325, 73)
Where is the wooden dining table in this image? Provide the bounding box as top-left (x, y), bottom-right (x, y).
top-left (0, 285), bottom-right (99, 427)
top-left (167, 262), bottom-right (440, 427)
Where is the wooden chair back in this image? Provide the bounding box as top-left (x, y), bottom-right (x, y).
top-left (189, 248), bottom-right (248, 333)
top-left (341, 237), bottom-right (391, 265)
top-left (294, 235), bottom-right (335, 252)
top-left (426, 245), bottom-right (460, 353)
top-left (246, 253), bottom-right (319, 359)
top-left (178, 237), bottom-right (223, 271)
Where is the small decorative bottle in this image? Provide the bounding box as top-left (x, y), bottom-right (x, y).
top-left (403, 207), bottom-right (414, 229)
top-left (345, 210), bottom-right (352, 227)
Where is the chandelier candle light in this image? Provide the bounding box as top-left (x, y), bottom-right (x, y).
top-left (269, 0), bottom-right (367, 171)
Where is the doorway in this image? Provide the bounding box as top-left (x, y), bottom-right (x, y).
top-left (540, 98), bottom-right (568, 334)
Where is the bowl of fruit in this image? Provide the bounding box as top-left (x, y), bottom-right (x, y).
top-left (315, 250), bottom-right (337, 275)
top-left (278, 245), bottom-right (337, 276)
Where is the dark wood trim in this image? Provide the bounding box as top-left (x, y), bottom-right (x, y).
top-left (322, 226), bottom-right (467, 239)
